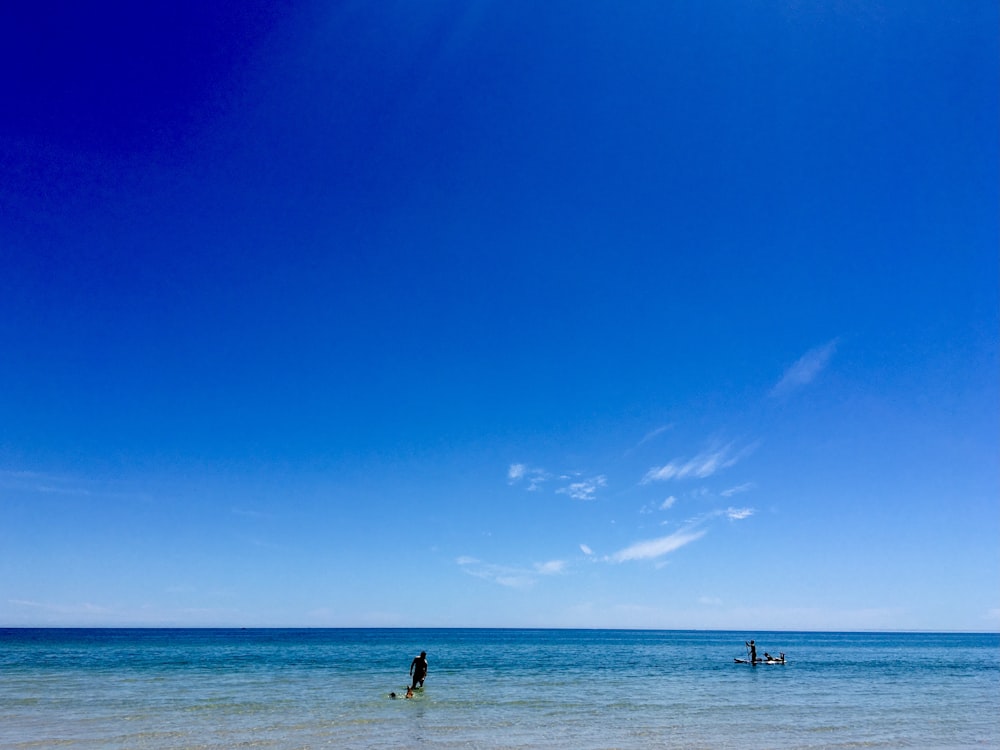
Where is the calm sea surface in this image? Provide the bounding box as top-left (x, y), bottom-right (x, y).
top-left (1, 629), bottom-right (997, 749)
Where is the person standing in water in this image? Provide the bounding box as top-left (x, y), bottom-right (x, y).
top-left (409, 651), bottom-right (428, 689)
top-left (746, 639), bottom-right (757, 664)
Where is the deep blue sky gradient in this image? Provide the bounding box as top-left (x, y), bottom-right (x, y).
top-left (1, 1), bottom-right (997, 629)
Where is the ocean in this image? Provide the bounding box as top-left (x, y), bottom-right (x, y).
top-left (1, 628), bottom-right (997, 749)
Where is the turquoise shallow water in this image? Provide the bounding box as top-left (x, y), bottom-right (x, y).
top-left (1, 629), bottom-right (997, 749)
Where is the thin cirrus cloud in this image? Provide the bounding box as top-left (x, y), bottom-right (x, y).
top-left (510, 464), bottom-right (608, 500)
top-left (507, 463), bottom-right (551, 491)
top-left (456, 556), bottom-right (565, 588)
top-left (642, 443), bottom-right (752, 484)
top-left (0, 469), bottom-right (151, 502)
top-left (770, 338), bottom-right (839, 397)
top-left (609, 528), bottom-right (707, 563)
top-left (626, 424), bottom-right (674, 453)
top-left (534, 560), bottom-right (566, 575)
top-left (610, 506), bottom-right (755, 563)
top-left (555, 475), bottom-right (607, 501)
top-left (640, 494), bottom-right (676, 515)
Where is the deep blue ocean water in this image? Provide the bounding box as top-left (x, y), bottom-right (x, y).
top-left (1, 629), bottom-right (997, 749)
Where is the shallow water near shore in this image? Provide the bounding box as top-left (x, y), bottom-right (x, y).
top-left (1, 628), bottom-right (997, 749)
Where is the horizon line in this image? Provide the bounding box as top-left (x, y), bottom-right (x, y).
top-left (3, 625), bottom-right (997, 635)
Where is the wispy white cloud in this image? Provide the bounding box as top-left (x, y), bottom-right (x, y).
top-left (534, 560), bottom-right (565, 575)
top-left (627, 424), bottom-right (674, 453)
top-left (579, 543), bottom-right (593, 555)
top-left (610, 528), bottom-right (707, 562)
top-left (641, 425), bottom-right (672, 444)
top-left (611, 498), bottom-right (758, 563)
top-left (641, 494), bottom-right (677, 514)
top-left (770, 339), bottom-right (839, 397)
top-left (556, 475), bottom-right (607, 500)
top-left (720, 482), bottom-right (754, 497)
top-left (457, 556), bottom-right (565, 588)
top-left (457, 558), bottom-right (534, 588)
top-left (683, 506), bottom-right (755, 523)
top-left (0, 469), bottom-right (152, 504)
top-left (508, 463), bottom-right (551, 491)
top-left (642, 443), bottom-right (753, 484)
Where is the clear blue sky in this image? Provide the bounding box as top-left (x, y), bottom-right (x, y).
top-left (1, 1), bottom-right (997, 630)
